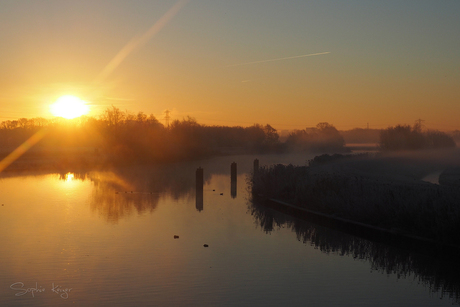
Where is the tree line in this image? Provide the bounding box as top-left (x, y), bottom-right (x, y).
top-left (379, 123), bottom-right (455, 150)
top-left (0, 106), bottom-right (347, 167)
top-left (0, 107), bottom-right (456, 169)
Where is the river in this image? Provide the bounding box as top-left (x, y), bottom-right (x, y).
top-left (0, 154), bottom-right (458, 306)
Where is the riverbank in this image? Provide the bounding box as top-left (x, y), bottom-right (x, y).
top-left (250, 149), bottom-right (460, 246)
top-left (255, 196), bottom-right (460, 256)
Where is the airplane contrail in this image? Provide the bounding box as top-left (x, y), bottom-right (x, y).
top-left (94, 0), bottom-right (190, 84)
top-left (226, 52), bottom-right (331, 68)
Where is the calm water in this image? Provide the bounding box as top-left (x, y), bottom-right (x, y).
top-left (0, 154), bottom-right (458, 306)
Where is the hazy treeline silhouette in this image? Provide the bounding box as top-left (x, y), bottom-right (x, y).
top-left (0, 106), bottom-right (347, 169)
top-left (2, 109), bottom-right (456, 170)
top-left (285, 122), bottom-right (347, 152)
top-left (340, 125), bottom-right (457, 149)
top-left (380, 123), bottom-right (455, 150)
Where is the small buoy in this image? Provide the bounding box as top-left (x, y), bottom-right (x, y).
top-left (203, 244), bottom-right (209, 247)
top-left (174, 235), bottom-right (179, 239)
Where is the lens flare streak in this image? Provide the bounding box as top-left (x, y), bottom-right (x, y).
top-left (0, 129), bottom-right (48, 173)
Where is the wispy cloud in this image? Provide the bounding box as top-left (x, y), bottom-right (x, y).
top-left (94, 0), bottom-right (189, 84)
top-left (226, 52), bottom-right (331, 68)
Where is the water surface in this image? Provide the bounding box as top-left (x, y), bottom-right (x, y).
top-left (0, 154), bottom-right (458, 306)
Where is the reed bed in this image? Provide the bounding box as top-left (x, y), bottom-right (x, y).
top-left (250, 160), bottom-right (460, 245)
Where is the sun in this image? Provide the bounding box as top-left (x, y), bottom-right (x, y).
top-left (50, 95), bottom-right (90, 119)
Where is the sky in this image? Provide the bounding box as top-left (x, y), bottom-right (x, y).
top-left (0, 0), bottom-right (459, 131)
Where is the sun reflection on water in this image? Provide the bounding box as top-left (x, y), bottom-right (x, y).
top-left (65, 173), bottom-right (74, 182)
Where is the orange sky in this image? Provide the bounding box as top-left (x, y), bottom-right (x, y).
top-left (0, 0), bottom-right (459, 131)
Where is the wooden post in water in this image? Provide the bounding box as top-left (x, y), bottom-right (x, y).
top-left (231, 162), bottom-right (237, 198)
top-left (196, 167), bottom-right (203, 211)
top-left (253, 159), bottom-right (259, 175)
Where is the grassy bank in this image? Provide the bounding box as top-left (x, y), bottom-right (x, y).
top-left (250, 152), bottom-right (460, 245)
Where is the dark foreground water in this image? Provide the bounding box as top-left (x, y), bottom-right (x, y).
top-left (0, 154), bottom-right (458, 306)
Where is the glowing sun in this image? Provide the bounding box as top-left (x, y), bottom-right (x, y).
top-left (50, 95), bottom-right (90, 119)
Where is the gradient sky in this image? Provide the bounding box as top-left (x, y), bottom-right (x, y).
top-left (1, 0), bottom-right (459, 130)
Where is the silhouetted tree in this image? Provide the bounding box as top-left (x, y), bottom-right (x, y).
top-left (380, 124), bottom-right (455, 150)
top-left (286, 122), bottom-right (345, 152)
top-left (263, 124), bottom-right (279, 146)
top-left (101, 105), bottom-right (125, 128)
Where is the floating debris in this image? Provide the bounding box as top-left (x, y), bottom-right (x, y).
top-left (203, 244), bottom-right (209, 247)
top-left (220, 193), bottom-right (223, 196)
top-left (174, 235), bottom-right (179, 239)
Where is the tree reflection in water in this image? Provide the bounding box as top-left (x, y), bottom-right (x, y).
top-left (57, 163), bottom-right (213, 223)
top-left (249, 200), bottom-right (460, 304)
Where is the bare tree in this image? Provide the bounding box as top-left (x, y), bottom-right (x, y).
top-left (101, 105), bottom-right (125, 127)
